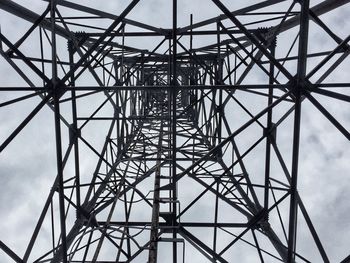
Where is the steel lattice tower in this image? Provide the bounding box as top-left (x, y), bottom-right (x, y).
top-left (0, 0), bottom-right (349, 262)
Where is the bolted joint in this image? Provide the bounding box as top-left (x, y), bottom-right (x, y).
top-left (288, 78), bottom-right (301, 97)
top-left (212, 147), bottom-right (223, 160)
top-left (164, 29), bottom-right (173, 39)
top-left (49, 78), bottom-right (68, 104)
top-left (74, 31), bottom-right (87, 39)
top-left (269, 36), bottom-right (277, 49)
top-left (73, 31), bottom-right (88, 48)
top-left (215, 105), bottom-right (225, 115)
top-left (254, 209), bottom-right (270, 232)
top-left (258, 217), bottom-right (271, 232)
top-left (67, 39), bottom-right (74, 53)
top-left (69, 124), bottom-right (81, 143)
top-left (76, 205), bottom-right (90, 221)
top-left (264, 123), bottom-right (277, 141)
top-left (256, 26), bottom-right (277, 48)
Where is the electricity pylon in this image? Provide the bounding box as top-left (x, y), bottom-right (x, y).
top-left (0, 0), bottom-right (349, 262)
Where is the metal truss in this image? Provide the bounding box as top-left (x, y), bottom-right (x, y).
top-left (0, 0), bottom-right (349, 262)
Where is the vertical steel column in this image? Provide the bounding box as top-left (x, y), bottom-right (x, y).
top-left (263, 43), bottom-right (275, 211)
top-left (51, 1), bottom-right (67, 262)
top-left (213, 20), bottom-right (222, 257)
top-left (68, 41), bottom-right (81, 220)
top-left (287, 0), bottom-right (310, 261)
top-left (172, 0), bottom-right (178, 262)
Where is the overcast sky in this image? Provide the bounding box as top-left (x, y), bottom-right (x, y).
top-left (0, 0), bottom-right (349, 262)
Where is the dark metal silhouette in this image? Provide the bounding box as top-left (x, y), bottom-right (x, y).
top-left (0, 0), bottom-right (349, 262)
